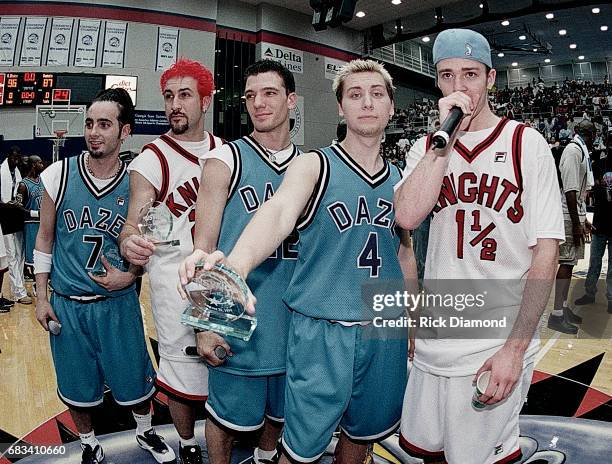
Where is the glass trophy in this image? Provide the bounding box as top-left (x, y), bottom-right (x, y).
top-left (137, 199), bottom-right (180, 246)
top-left (181, 263), bottom-right (257, 341)
top-left (91, 243), bottom-right (128, 277)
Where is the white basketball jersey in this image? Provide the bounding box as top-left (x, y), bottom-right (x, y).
top-left (128, 132), bottom-right (224, 362)
top-left (405, 119), bottom-right (564, 375)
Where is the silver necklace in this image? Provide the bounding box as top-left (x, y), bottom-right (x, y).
top-left (264, 142), bottom-right (292, 163)
top-left (86, 154), bottom-right (121, 180)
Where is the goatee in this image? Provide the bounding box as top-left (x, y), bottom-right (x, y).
top-left (171, 121), bottom-right (189, 135)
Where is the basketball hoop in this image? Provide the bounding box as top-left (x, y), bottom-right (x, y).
top-left (53, 130), bottom-right (67, 147)
top-left (51, 130), bottom-right (67, 163)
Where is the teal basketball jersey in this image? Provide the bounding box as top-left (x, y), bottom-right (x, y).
top-left (22, 177), bottom-right (43, 224)
top-left (216, 136), bottom-right (299, 375)
top-left (283, 144), bottom-right (404, 322)
top-left (50, 154), bottom-right (132, 297)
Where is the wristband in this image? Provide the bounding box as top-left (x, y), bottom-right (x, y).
top-left (33, 249), bottom-right (52, 274)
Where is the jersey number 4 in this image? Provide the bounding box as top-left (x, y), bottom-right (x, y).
top-left (357, 232), bottom-right (382, 277)
top-left (455, 210), bottom-right (497, 261)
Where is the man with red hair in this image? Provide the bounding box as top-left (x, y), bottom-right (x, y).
top-left (120, 58), bottom-right (223, 464)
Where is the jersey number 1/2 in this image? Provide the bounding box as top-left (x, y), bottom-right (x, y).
top-left (455, 210), bottom-right (497, 261)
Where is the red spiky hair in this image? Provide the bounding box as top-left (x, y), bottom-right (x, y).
top-left (160, 58), bottom-right (215, 98)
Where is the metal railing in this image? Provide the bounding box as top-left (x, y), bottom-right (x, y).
top-left (368, 44), bottom-right (436, 77)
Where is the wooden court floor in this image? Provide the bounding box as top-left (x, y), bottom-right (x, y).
top-left (0, 258), bottom-right (610, 441)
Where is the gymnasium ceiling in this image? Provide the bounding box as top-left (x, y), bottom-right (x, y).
top-left (240, 1), bottom-right (611, 69)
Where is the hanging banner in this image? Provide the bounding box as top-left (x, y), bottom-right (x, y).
top-left (289, 95), bottom-right (304, 146)
top-left (47, 17), bottom-right (73, 66)
top-left (261, 42), bottom-right (303, 74)
top-left (102, 21), bottom-right (127, 68)
top-left (19, 17), bottom-right (47, 66)
top-left (74, 19), bottom-right (100, 68)
top-left (0, 17), bottom-right (21, 66)
top-left (324, 57), bottom-right (347, 80)
top-left (156, 27), bottom-right (179, 72)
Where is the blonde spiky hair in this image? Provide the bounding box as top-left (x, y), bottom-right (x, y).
top-left (332, 59), bottom-right (395, 103)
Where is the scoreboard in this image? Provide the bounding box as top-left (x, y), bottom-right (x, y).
top-left (0, 72), bottom-right (55, 106)
top-left (0, 72), bottom-right (107, 107)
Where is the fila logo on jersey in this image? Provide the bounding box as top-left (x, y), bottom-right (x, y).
top-left (494, 444), bottom-right (503, 455)
top-left (434, 173), bottom-right (524, 223)
top-left (116, 196), bottom-right (125, 206)
top-left (328, 197), bottom-right (395, 233)
top-left (494, 152), bottom-right (507, 162)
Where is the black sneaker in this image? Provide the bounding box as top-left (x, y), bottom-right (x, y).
top-left (574, 294), bottom-right (595, 305)
top-left (0, 297), bottom-right (14, 307)
top-left (179, 444), bottom-right (203, 464)
top-left (0, 305), bottom-right (10, 313)
top-left (547, 314), bottom-right (578, 334)
top-left (563, 306), bottom-right (582, 324)
top-left (136, 428), bottom-right (176, 463)
top-left (81, 444), bottom-right (104, 464)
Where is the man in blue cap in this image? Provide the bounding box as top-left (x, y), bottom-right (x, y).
top-left (394, 29), bottom-right (564, 463)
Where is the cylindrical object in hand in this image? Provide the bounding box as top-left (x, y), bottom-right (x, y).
top-left (432, 107), bottom-right (464, 149)
top-left (183, 345), bottom-right (227, 360)
top-left (48, 320), bottom-right (62, 336)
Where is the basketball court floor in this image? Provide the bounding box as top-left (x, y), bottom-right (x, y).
top-left (0, 243), bottom-right (610, 463)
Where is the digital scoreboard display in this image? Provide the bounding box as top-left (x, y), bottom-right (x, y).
top-left (0, 72), bottom-right (107, 107)
top-left (0, 72), bottom-right (55, 106)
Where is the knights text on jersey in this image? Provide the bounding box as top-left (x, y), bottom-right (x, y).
top-left (405, 119), bottom-right (564, 376)
top-left (423, 118), bottom-right (564, 282)
top-left (127, 132), bottom-right (225, 362)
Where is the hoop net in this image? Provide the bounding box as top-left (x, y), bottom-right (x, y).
top-left (53, 130), bottom-right (66, 147)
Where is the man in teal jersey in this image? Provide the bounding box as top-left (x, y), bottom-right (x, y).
top-left (179, 60), bottom-right (299, 464)
top-left (16, 155), bottom-right (44, 279)
top-left (181, 59), bottom-right (416, 464)
top-left (34, 88), bottom-right (175, 464)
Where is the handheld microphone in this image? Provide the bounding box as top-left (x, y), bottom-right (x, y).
top-left (432, 107), bottom-right (464, 149)
top-left (183, 345), bottom-right (227, 360)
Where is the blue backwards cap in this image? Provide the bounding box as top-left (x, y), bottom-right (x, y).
top-left (433, 28), bottom-right (492, 68)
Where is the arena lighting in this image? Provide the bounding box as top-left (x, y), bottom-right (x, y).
top-left (422, 36), bottom-right (430, 42)
top-left (519, 35), bottom-right (526, 40)
top-left (578, 55), bottom-right (585, 60)
top-left (545, 58), bottom-right (551, 63)
top-left (356, 11), bottom-right (365, 17)
top-left (512, 62), bottom-right (518, 66)
top-left (559, 29), bottom-right (567, 35)
top-left (601, 25), bottom-right (608, 31)
top-left (392, 0), bottom-right (402, 5)
top-left (501, 20), bottom-right (510, 26)
top-left (569, 44), bottom-right (577, 49)
top-left (498, 52), bottom-right (504, 57)
top-left (546, 13), bottom-right (554, 19)
top-left (592, 8), bottom-right (600, 14)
